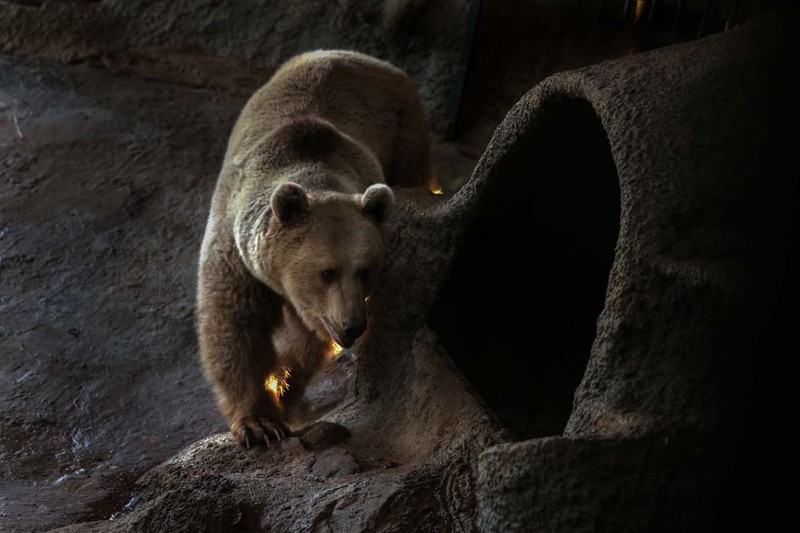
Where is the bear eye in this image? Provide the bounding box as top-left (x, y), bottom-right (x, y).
top-left (321, 269), bottom-right (337, 282)
top-left (357, 267), bottom-right (370, 283)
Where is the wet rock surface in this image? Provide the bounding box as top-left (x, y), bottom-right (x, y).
top-left (0, 57), bottom-right (238, 532)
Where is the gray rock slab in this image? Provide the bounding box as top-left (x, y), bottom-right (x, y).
top-left (311, 448), bottom-right (360, 479)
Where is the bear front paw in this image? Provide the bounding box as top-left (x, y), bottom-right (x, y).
top-left (231, 415), bottom-right (291, 449)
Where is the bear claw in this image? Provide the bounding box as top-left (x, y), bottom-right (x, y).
top-left (235, 417), bottom-right (291, 449)
top-left (260, 418), bottom-right (287, 441)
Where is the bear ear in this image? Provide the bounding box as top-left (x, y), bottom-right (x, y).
top-left (271, 182), bottom-right (309, 225)
top-left (361, 184), bottom-right (395, 223)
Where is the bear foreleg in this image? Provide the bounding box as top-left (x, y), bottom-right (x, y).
top-left (197, 254), bottom-right (289, 448)
top-left (273, 304), bottom-right (328, 425)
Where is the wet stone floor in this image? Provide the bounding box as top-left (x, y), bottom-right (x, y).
top-left (0, 56), bottom-right (241, 532)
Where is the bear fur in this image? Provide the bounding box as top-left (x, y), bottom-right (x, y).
top-left (197, 50), bottom-right (433, 447)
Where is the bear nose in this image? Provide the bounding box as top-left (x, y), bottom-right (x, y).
top-left (343, 320), bottom-right (366, 343)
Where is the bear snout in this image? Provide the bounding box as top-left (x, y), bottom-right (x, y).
top-left (342, 319), bottom-right (366, 346)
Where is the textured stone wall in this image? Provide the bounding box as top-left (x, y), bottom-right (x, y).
top-left (0, 0), bottom-right (468, 134)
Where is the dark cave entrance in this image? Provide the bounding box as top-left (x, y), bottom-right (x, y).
top-left (428, 97), bottom-right (620, 440)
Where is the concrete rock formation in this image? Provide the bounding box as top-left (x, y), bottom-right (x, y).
top-left (465, 10), bottom-right (798, 532)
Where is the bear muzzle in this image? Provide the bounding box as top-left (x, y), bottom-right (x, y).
top-left (342, 319), bottom-right (366, 347)
top-left (327, 317), bottom-right (366, 349)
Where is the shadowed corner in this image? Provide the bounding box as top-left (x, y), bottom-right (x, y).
top-left (428, 96), bottom-right (620, 440)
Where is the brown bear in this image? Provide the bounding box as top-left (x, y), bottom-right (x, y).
top-left (197, 50), bottom-right (433, 448)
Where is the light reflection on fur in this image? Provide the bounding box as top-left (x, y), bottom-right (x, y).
top-left (264, 367), bottom-right (291, 397)
top-left (326, 339), bottom-right (344, 360)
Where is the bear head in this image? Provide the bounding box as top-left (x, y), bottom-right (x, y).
top-left (244, 182), bottom-right (395, 348)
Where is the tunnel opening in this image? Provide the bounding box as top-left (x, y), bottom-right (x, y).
top-left (428, 97), bottom-right (620, 440)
